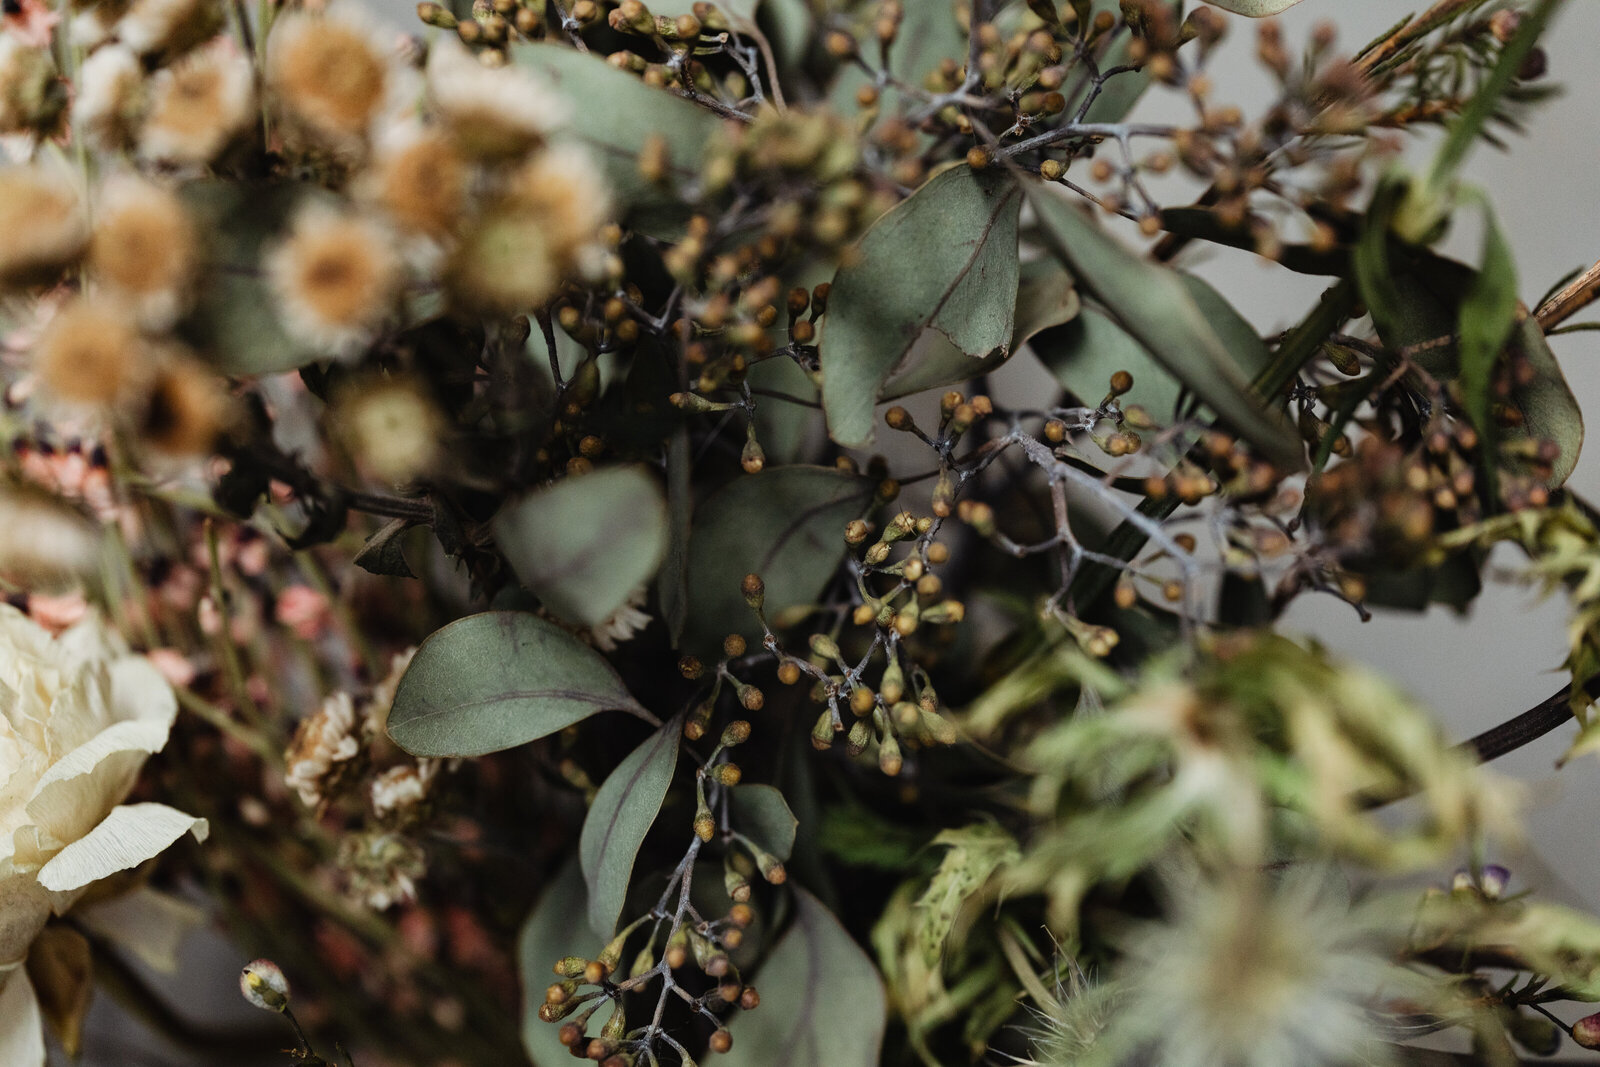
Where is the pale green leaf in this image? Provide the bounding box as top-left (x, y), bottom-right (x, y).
top-left (822, 165), bottom-right (1022, 447)
top-left (1458, 203), bottom-right (1519, 439)
top-left (518, 858), bottom-right (592, 1067)
top-left (913, 825), bottom-right (1019, 970)
top-left (719, 888), bottom-right (886, 1067)
top-left (1024, 182), bottom-right (1304, 470)
top-left (513, 43), bottom-right (726, 237)
top-left (492, 465), bottom-right (668, 630)
top-left (730, 784), bottom-right (798, 861)
top-left (1201, 0), bottom-right (1307, 14)
top-left (684, 466), bottom-right (873, 652)
top-left (36, 803), bottom-right (208, 893)
top-left (882, 257), bottom-right (1080, 401)
top-left (581, 724), bottom-right (681, 939)
top-left (176, 181), bottom-right (330, 376)
top-left (387, 612), bottom-right (650, 757)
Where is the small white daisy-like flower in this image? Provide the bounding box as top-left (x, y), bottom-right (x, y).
top-left (284, 691), bottom-right (361, 809)
top-left (589, 583), bottom-right (651, 652)
top-left (73, 44), bottom-right (143, 152)
top-left (369, 761), bottom-right (436, 819)
top-left (266, 6), bottom-right (400, 156)
top-left (88, 174), bottom-right (197, 330)
top-left (138, 40), bottom-right (255, 165)
top-left (0, 164), bottom-right (88, 286)
top-left (426, 38), bottom-right (569, 161)
top-left (359, 119), bottom-right (468, 241)
top-left (266, 201), bottom-right (402, 359)
top-left (115, 0), bottom-right (220, 57)
top-left (71, 0), bottom-right (130, 48)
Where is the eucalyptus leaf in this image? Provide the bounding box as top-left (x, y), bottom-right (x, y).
top-left (913, 825), bottom-right (1020, 970)
top-left (387, 612), bottom-right (650, 757)
top-left (513, 43), bottom-right (726, 236)
top-left (822, 165), bottom-right (1022, 447)
top-left (829, 0), bottom-right (963, 113)
top-left (518, 858), bottom-right (592, 1067)
top-left (176, 181), bottom-right (328, 376)
top-left (1200, 0), bottom-right (1307, 14)
top-left (492, 465), bottom-right (668, 629)
top-left (580, 723), bottom-right (681, 939)
top-left (1035, 272), bottom-right (1271, 423)
top-left (684, 466), bottom-right (873, 652)
top-left (1458, 203), bottom-right (1519, 439)
top-left (718, 888), bottom-right (886, 1067)
top-left (1024, 181), bottom-right (1303, 470)
top-left (731, 784), bottom-right (798, 861)
top-left (881, 258), bottom-right (1079, 401)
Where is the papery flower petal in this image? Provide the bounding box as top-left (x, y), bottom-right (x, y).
top-left (0, 965), bottom-right (44, 1067)
top-left (36, 803), bottom-right (207, 893)
top-left (25, 720), bottom-right (173, 846)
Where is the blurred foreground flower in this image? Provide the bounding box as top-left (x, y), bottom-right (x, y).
top-left (0, 604), bottom-right (207, 1064)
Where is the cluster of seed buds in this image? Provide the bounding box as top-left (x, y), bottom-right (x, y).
top-left (700, 110), bottom-right (896, 255)
top-left (418, 0), bottom-right (549, 59)
top-left (598, 0), bottom-right (779, 106)
top-left (667, 282), bottom-right (834, 475)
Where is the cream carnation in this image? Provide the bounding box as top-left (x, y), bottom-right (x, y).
top-left (0, 604), bottom-right (206, 1065)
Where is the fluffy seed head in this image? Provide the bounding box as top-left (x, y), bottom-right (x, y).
top-left (139, 41), bottom-right (255, 165)
top-left (140, 353), bottom-right (231, 456)
top-left (363, 121), bottom-right (467, 238)
top-left (426, 38), bottom-right (569, 161)
top-left (267, 9), bottom-right (394, 152)
top-left (267, 202), bottom-right (402, 358)
top-left (88, 175), bottom-right (198, 329)
top-left (0, 165), bottom-right (88, 287)
top-left (72, 43), bottom-right (143, 151)
top-left (116, 0), bottom-right (222, 57)
top-left (34, 298), bottom-right (152, 410)
top-left (0, 36), bottom-right (58, 134)
top-left (331, 375), bottom-right (444, 485)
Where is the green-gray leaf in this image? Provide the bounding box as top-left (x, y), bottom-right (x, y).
top-left (580, 723), bottom-right (680, 939)
top-left (492, 465), bottom-right (668, 630)
top-left (731, 784), bottom-right (798, 861)
top-left (881, 257), bottom-right (1080, 401)
top-left (388, 612), bottom-right (650, 757)
top-left (513, 43), bottom-right (726, 237)
top-left (718, 888), bottom-right (886, 1067)
top-left (1458, 204), bottom-right (1518, 439)
top-left (829, 0), bottom-right (963, 114)
top-left (822, 165), bottom-right (1022, 447)
top-left (685, 466), bottom-right (873, 652)
top-left (518, 858), bottom-right (591, 1066)
top-left (1035, 272), bottom-right (1270, 423)
top-left (1024, 181), bottom-right (1303, 470)
top-left (177, 181), bottom-right (329, 376)
top-left (1201, 0), bottom-right (1306, 14)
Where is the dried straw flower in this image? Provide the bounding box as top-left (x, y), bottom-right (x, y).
top-left (0, 36), bottom-right (57, 134)
top-left (138, 354), bottom-right (231, 456)
top-left (34, 298), bottom-right (151, 410)
top-left (267, 8), bottom-right (396, 154)
top-left (590, 583), bottom-right (651, 652)
top-left (333, 375), bottom-right (444, 486)
top-left (72, 43), bottom-right (143, 151)
top-left (266, 202), bottom-right (402, 358)
top-left (285, 691), bottom-right (361, 809)
top-left (449, 145), bottom-right (610, 312)
top-left (0, 166), bottom-right (88, 287)
top-left (139, 41), bottom-right (255, 165)
top-left (426, 38), bottom-right (568, 162)
top-left (88, 175), bottom-right (197, 330)
top-left (115, 0), bottom-right (221, 57)
top-left (362, 120), bottom-right (468, 240)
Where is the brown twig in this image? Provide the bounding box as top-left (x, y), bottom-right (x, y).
top-left (1535, 257), bottom-right (1600, 332)
top-left (1353, 0), bottom-right (1490, 76)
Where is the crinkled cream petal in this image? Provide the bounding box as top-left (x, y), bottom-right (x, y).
top-left (36, 803), bottom-right (207, 894)
top-left (24, 719), bottom-right (171, 847)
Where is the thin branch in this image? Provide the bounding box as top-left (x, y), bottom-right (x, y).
top-left (1536, 256), bottom-right (1600, 332)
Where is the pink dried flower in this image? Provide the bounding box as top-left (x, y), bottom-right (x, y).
top-left (275, 584), bottom-right (331, 641)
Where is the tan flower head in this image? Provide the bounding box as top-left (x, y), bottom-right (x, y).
top-left (138, 40), bottom-right (254, 165)
top-left (284, 691), bottom-right (360, 809)
top-left (426, 38), bottom-right (568, 162)
top-left (72, 44), bottom-right (143, 152)
top-left (138, 353), bottom-right (232, 456)
top-left (362, 120), bottom-right (468, 239)
top-left (332, 374), bottom-right (444, 486)
top-left (115, 0), bottom-right (221, 57)
top-left (448, 144), bottom-right (610, 313)
top-left (0, 36), bottom-right (58, 134)
top-left (0, 166), bottom-right (88, 288)
top-left (88, 175), bottom-right (197, 330)
top-left (267, 7), bottom-right (395, 154)
top-left (34, 298), bottom-right (151, 410)
top-left (266, 201), bottom-right (402, 358)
